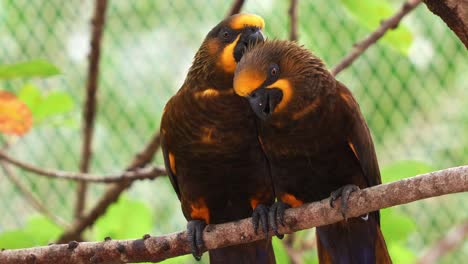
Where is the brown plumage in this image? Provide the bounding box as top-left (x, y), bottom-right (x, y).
top-left (160, 14), bottom-right (275, 263)
top-left (233, 40), bottom-right (391, 264)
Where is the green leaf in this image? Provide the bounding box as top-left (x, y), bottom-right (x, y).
top-left (0, 215), bottom-right (62, 249)
top-left (17, 83), bottom-right (75, 124)
top-left (273, 237), bottom-right (290, 264)
top-left (34, 91), bottom-right (74, 121)
top-left (339, 0), bottom-right (413, 54)
top-left (25, 216), bottom-right (62, 244)
top-left (0, 231), bottom-right (32, 249)
top-left (380, 208), bottom-right (416, 242)
top-left (381, 160), bottom-right (433, 183)
top-left (93, 196), bottom-right (153, 240)
top-left (388, 243), bottom-right (417, 264)
top-left (159, 255), bottom-right (195, 264)
top-left (0, 59), bottom-right (60, 79)
top-left (18, 83), bottom-right (42, 110)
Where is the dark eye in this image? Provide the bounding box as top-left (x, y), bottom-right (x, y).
top-left (271, 67), bottom-right (277, 76)
top-left (269, 64), bottom-right (280, 80)
top-left (219, 28), bottom-right (232, 42)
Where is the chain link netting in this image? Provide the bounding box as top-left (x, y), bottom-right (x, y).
top-left (0, 0), bottom-right (466, 263)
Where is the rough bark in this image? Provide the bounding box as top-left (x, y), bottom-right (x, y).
top-left (2, 165), bottom-right (466, 264)
top-left (423, 0), bottom-right (468, 48)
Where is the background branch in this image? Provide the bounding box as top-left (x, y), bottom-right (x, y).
top-left (226, 0), bottom-right (246, 17)
top-left (0, 162), bottom-right (68, 228)
top-left (331, 0), bottom-right (422, 76)
top-left (57, 0), bottom-right (245, 242)
top-left (2, 165), bottom-right (467, 263)
top-left (417, 220), bottom-right (468, 264)
top-left (289, 0), bottom-right (298, 41)
top-left (0, 150), bottom-right (165, 183)
top-left (57, 132), bottom-right (162, 243)
top-left (76, 0), bottom-right (109, 219)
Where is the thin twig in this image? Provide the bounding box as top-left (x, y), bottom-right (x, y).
top-left (57, 132), bottom-right (162, 243)
top-left (76, 0), bottom-right (109, 218)
top-left (2, 165), bottom-right (467, 263)
top-left (126, 133), bottom-right (162, 171)
top-left (226, 0), bottom-right (246, 17)
top-left (0, 150), bottom-right (166, 183)
top-left (0, 161), bottom-right (68, 228)
top-left (417, 220), bottom-right (468, 264)
top-left (289, 0), bottom-right (298, 41)
top-left (330, 0), bottom-right (422, 76)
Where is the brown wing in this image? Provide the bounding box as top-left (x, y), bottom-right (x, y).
top-left (161, 132), bottom-right (181, 200)
top-left (160, 97), bottom-right (181, 200)
top-left (338, 81), bottom-right (382, 188)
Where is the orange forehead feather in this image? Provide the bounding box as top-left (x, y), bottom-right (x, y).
top-left (233, 69), bottom-right (266, 96)
top-left (229, 14), bottom-right (265, 30)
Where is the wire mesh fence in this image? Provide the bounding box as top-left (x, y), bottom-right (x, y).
top-left (0, 0), bottom-right (466, 263)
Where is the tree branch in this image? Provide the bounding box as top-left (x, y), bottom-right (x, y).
top-left (76, 0), bottom-right (109, 218)
top-left (3, 165), bottom-right (466, 263)
top-left (57, 132), bottom-right (162, 243)
top-left (417, 220), bottom-right (468, 264)
top-left (0, 150), bottom-right (166, 183)
top-left (226, 0), bottom-right (246, 17)
top-left (330, 0), bottom-right (422, 76)
top-left (289, 0), bottom-right (298, 41)
top-left (423, 0), bottom-right (468, 48)
top-left (0, 161), bottom-right (68, 228)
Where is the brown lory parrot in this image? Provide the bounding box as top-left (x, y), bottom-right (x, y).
top-left (160, 14), bottom-right (275, 263)
top-left (233, 40), bottom-right (391, 264)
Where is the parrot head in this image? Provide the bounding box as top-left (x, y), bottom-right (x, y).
top-left (188, 14), bottom-right (266, 86)
top-left (233, 40), bottom-right (333, 121)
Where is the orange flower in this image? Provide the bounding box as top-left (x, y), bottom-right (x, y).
top-left (0, 90), bottom-right (33, 136)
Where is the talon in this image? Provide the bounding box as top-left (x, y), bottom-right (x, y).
top-left (329, 184), bottom-right (360, 220)
top-left (269, 201), bottom-right (290, 239)
top-left (252, 204), bottom-right (269, 239)
top-left (187, 220), bottom-right (206, 261)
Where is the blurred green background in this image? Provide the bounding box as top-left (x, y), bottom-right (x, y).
top-left (0, 0), bottom-right (466, 263)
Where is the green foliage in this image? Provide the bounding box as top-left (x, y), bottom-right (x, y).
top-left (0, 215), bottom-right (62, 249)
top-left (0, 60), bottom-right (60, 79)
top-left (93, 196), bottom-right (153, 240)
top-left (272, 237), bottom-right (290, 264)
top-left (160, 255), bottom-right (195, 264)
top-left (380, 208), bottom-right (417, 262)
top-left (339, 0), bottom-right (413, 53)
top-left (381, 208), bottom-right (415, 242)
top-left (18, 83), bottom-right (75, 125)
top-left (379, 160), bottom-right (433, 263)
top-left (388, 243), bottom-right (417, 264)
top-left (381, 160), bottom-right (434, 183)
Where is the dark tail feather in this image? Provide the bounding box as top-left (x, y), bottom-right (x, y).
top-left (209, 239), bottom-right (276, 264)
top-left (316, 212), bottom-right (391, 264)
top-left (375, 225), bottom-right (392, 263)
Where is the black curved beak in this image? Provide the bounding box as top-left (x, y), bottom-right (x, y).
top-left (234, 28), bottom-right (264, 62)
top-left (247, 87), bottom-right (283, 121)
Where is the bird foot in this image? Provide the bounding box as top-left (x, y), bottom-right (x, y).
top-left (187, 220), bottom-right (206, 261)
top-left (329, 184), bottom-right (360, 220)
top-left (269, 201), bottom-right (290, 239)
top-left (252, 204), bottom-right (270, 239)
